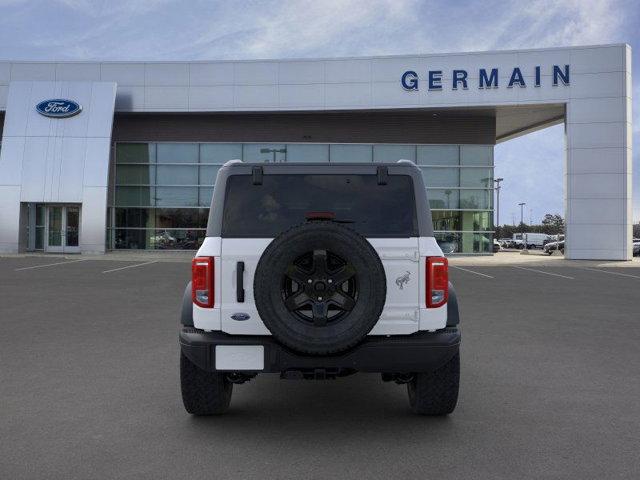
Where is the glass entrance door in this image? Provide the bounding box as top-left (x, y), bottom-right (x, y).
top-left (47, 207), bottom-right (64, 253)
top-left (65, 206), bottom-right (80, 252)
top-left (45, 205), bottom-right (81, 253)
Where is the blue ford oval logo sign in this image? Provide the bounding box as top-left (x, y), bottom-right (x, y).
top-left (231, 313), bottom-right (251, 321)
top-left (36, 99), bottom-right (82, 118)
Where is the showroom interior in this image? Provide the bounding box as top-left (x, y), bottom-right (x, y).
top-left (109, 140), bottom-right (494, 253)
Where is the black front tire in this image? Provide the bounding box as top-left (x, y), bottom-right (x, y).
top-left (407, 352), bottom-right (459, 415)
top-left (180, 352), bottom-right (233, 415)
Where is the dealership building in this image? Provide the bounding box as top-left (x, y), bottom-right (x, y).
top-left (0, 44), bottom-right (633, 259)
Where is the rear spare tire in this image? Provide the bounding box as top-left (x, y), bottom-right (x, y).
top-left (253, 221), bottom-right (386, 355)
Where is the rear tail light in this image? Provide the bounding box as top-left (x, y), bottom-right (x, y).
top-left (192, 257), bottom-right (214, 308)
top-left (426, 256), bottom-right (448, 308)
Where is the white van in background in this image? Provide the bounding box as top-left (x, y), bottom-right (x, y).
top-left (513, 233), bottom-right (553, 249)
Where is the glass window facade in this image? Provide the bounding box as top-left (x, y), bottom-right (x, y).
top-left (110, 143), bottom-right (494, 253)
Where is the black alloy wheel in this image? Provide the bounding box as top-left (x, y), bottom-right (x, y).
top-left (282, 249), bottom-right (357, 327)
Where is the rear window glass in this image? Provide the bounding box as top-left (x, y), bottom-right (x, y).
top-left (222, 174), bottom-right (418, 237)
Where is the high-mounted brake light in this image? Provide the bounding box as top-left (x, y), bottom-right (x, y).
top-left (192, 257), bottom-right (214, 308)
top-left (426, 256), bottom-right (448, 308)
top-left (305, 211), bottom-right (335, 221)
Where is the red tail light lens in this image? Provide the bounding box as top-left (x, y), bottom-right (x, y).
top-left (426, 256), bottom-right (448, 308)
top-left (192, 257), bottom-right (214, 308)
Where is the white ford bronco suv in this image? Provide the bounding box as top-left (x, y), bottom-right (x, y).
top-left (179, 160), bottom-right (461, 415)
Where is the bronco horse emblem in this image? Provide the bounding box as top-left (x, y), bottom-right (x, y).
top-left (395, 271), bottom-right (411, 290)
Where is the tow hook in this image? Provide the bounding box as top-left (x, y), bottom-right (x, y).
top-left (225, 373), bottom-right (256, 384)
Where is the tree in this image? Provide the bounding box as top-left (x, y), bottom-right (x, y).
top-left (493, 214), bottom-right (565, 238)
top-left (542, 214), bottom-right (564, 229)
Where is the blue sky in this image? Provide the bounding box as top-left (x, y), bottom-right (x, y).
top-left (0, 0), bottom-right (638, 225)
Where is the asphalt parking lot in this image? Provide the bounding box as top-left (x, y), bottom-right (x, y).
top-left (1, 256), bottom-right (640, 479)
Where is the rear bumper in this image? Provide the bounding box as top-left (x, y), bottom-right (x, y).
top-left (179, 327), bottom-right (460, 374)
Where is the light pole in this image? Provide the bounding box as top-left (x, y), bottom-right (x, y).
top-left (518, 202), bottom-right (527, 253)
top-left (518, 202), bottom-right (526, 226)
top-left (260, 147), bottom-right (287, 163)
top-left (494, 178), bottom-right (503, 227)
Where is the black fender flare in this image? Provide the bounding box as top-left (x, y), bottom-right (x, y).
top-left (180, 281), bottom-right (194, 327)
top-left (447, 281), bottom-right (460, 326)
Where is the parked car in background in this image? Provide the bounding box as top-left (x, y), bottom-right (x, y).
top-left (493, 239), bottom-right (501, 253)
top-left (498, 238), bottom-right (515, 248)
top-left (544, 234), bottom-right (565, 245)
top-left (511, 237), bottom-right (525, 249)
top-left (543, 240), bottom-right (565, 255)
top-left (437, 234), bottom-right (458, 254)
top-left (633, 238), bottom-right (640, 256)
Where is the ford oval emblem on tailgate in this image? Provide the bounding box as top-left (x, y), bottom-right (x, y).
top-left (231, 313), bottom-right (250, 321)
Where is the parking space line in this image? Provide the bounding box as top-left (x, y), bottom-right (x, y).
top-left (579, 267), bottom-right (640, 279)
top-left (15, 259), bottom-right (86, 271)
top-left (450, 266), bottom-right (494, 278)
top-left (102, 261), bottom-right (158, 274)
top-left (512, 266), bottom-right (574, 279)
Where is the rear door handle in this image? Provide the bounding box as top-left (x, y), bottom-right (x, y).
top-left (236, 261), bottom-right (245, 302)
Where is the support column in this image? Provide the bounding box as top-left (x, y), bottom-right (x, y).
top-left (564, 45), bottom-right (632, 260)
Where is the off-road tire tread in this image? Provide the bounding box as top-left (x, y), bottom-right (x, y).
top-left (408, 352), bottom-right (459, 415)
top-left (180, 352), bottom-right (232, 415)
